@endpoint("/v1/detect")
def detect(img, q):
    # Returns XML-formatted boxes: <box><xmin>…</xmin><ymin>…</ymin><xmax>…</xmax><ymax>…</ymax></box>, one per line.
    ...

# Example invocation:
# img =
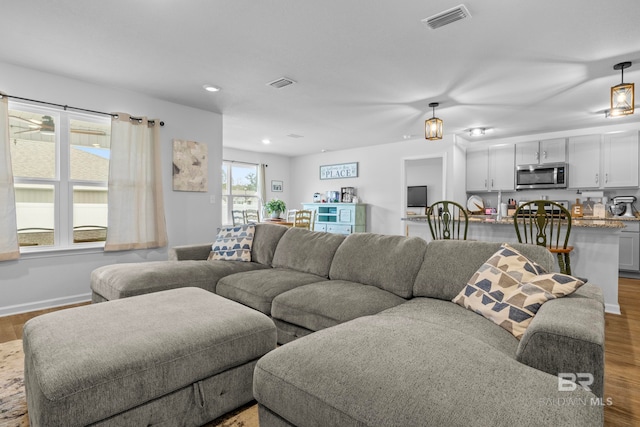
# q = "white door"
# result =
<box><xmin>466</xmin><ymin>149</ymin><xmax>489</xmax><ymax>192</ymax></box>
<box><xmin>603</xmin><ymin>131</ymin><xmax>639</xmax><ymax>188</ymax></box>
<box><xmin>489</xmin><ymin>145</ymin><xmax>515</xmax><ymax>191</ymax></box>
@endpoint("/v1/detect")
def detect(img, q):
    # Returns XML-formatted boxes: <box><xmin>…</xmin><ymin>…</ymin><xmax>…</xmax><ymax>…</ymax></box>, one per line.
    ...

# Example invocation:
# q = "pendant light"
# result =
<box><xmin>425</xmin><ymin>102</ymin><xmax>443</xmax><ymax>140</ymax></box>
<box><xmin>610</xmin><ymin>62</ymin><xmax>634</xmax><ymax>117</ymax></box>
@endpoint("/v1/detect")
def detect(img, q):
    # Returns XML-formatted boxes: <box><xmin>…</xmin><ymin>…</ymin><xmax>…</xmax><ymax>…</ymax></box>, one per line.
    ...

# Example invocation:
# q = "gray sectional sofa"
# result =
<box><xmin>90</xmin><ymin>223</ymin><xmax>606</xmax><ymax>426</ymax></box>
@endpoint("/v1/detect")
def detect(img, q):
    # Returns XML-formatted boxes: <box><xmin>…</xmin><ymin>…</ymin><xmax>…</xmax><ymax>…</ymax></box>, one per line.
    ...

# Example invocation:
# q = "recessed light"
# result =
<box><xmin>203</xmin><ymin>84</ymin><xmax>220</xmax><ymax>92</ymax></box>
<box><xmin>262</xmin><ymin>139</ymin><xmax>271</xmax><ymax>144</ymax></box>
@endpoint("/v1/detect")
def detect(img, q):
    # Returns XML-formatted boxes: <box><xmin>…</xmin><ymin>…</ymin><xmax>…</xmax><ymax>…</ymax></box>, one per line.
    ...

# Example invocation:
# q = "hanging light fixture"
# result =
<box><xmin>610</xmin><ymin>62</ymin><xmax>634</xmax><ymax>117</ymax></box>
<box><xmin>425</xmin><ymin>102</ymin><xmax>443</xmax><ymax>140</ymax></box>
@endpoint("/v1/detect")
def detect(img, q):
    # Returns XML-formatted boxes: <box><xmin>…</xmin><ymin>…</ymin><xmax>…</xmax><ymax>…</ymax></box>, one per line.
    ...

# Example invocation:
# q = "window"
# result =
<box><xmin>221</xmin><ymin>161</ymin><xmax>260</xmax><ymax>225</ymax></box>
<box><xmin>9</xmin><ymin>102</ymin><xmax>111</xmax><ymax>250</ymax></box>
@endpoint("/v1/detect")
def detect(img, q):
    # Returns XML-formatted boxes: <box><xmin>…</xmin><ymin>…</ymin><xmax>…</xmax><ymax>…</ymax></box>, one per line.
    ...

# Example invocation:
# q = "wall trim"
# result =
<box><xmin>0</xmin><ymin>293</ymin><xmax>92</xmax><ymax>317</ymax></box>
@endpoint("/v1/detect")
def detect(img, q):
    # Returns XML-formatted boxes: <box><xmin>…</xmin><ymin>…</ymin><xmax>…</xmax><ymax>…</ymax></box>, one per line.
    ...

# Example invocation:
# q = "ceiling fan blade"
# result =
<box><xmin>70</xmin><ymin>128</ymin><xmax>107</xmax><ymax>136</ymax></box>
<box><xmin>13</xmin><ymin>128</ymin><xmax>40</xmax><ymax>135</ymax></box>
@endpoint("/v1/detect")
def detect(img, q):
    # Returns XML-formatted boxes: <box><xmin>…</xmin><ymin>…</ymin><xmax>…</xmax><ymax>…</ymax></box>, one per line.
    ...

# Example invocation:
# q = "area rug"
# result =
<box><xmin>0</xmin><ymin>340</ymin><xmax>258</xmax><ymax>427</ymax></box>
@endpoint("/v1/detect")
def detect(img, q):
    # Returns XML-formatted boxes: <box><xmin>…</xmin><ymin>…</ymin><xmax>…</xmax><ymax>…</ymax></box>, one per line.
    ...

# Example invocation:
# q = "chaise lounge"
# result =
<box><xmin>85</xmin><ymin>223</ymin><xmax>604</xmax><ymax>426</ymax></box>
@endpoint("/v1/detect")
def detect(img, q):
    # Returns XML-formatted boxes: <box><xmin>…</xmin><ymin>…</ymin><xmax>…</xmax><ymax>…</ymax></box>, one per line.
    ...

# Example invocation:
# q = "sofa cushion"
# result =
<box><xmin>91</xmin><ymin>260</ymin><xmax>269</xmax><ymax>300</ymax></box>
<box><xmin>272</xmin><ymin>228</ymin><xmax>345</xmax><ymax>277</ymax></box>
<box><xmin>329</xmin><ymin>233</ymin><xmax>427</xmax><ymax>298</ymax></box>
<box><xmin>453</xmin><ymin>244</ymin><xmax>585</xmax><ymax>339</ymax></box>
<box><xmin>378</xmin><ymin>297</ymin><xmax>519</xmax><ymax>357</ymax></box>
<box><xmin>254</xmin><ymin>314</ymin><xmax>602</xmax><ymax>427</ymax></box>
<box><xmin>216</xmin><ymin>268</ymin><xmax>328</xmax><ymax>314</ymax></box>
<box><xmin>271</xmin><ymin>281</ymin><xmax>406</xmax><ymax>332</ymax></box>
<box><xmin>413</xmin><ymin>240</ymin><xmax>555</xmax><ymax>300</ymax></box>
<box><xmin>252</xmin><ymin>223</ymin><xmax>289</xmax><ymax>265</ymax></box>
<box><xmin>209</xmin><ymin>224</ymin><xmax>255</xmax><ymax>262</ymax></box>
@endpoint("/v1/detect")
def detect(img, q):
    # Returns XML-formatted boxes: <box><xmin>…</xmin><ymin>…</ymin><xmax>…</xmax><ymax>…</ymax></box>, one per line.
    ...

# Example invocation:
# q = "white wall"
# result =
<box><xmin>289</xmin><ymin>135</ymin><xmax>465</xmax><ymax>236</ymax></box>
<box><xmin>0</xmin><ymin>61</ymin><xmax>223</xmax><ymax>315</ymax></box>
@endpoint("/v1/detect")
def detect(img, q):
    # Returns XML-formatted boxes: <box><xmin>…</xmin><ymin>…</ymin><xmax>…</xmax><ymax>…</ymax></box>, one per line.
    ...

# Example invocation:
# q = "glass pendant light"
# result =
<box><xmin>611</xmin><ymin>62</ymin><xmax>634</xmax><ymax>117</ymax></box>
<box><xmin>425</xmin><ymin>102</ymin><xmax>443</xmax><ymax>140</ymax></box>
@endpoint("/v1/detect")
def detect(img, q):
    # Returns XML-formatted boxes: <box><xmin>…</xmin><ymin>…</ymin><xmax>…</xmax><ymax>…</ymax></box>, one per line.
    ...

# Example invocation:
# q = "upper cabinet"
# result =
<box><xmin>515</xmin><ymin>138</ymin><xmax>566</xmax><ymax>165</ymax></box>
<box><xmin>466</xmin><ymin>144</ymin><xmax>515</xmax><ymax>192</ymax></box>
<box><xmin>568</xmin><ymin>131</ymin><xmax>639</xmax><ymax>189</ymax></box>
<box><xmin>602</xmin><ymin>131</ymin><xmax>639</xmax><ymax>188</ymax></box>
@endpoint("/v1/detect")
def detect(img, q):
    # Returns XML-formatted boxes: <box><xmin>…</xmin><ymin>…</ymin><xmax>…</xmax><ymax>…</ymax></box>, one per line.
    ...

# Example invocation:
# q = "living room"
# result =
<box><xmin>1</xmin><ymin>1</ymin><xmax>640</xmax><ymax>426</ymax></box>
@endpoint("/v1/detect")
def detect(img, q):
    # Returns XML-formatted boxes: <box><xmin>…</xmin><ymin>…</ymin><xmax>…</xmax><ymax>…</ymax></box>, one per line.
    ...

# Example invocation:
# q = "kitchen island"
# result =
<box><xmin>403</xmin><ymin>215</ymin><xmax>626</xmax><ymax>314</ymax></box>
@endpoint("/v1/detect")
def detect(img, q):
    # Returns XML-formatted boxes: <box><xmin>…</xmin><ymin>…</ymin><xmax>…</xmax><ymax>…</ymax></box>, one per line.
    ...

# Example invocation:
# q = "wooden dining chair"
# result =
<box><xmin>232</xmin><ymin>210</ymin><xmax>246</xmax><ymax>226</ymax></box>
<box><xmin>244</xmin><ymin>209</ymin><xmax>260</xmax><ymax>223</ymax></box>
<box><xmin>293</xmin><ymin>210</ymin><xmax>313</xmax><ymax>230</ymax></box>
<box><xmin>426</xmin><ymin>200</ymin><xmax>469</xmax><ymax>240</ymax></box>
<box><xmin>513</xmin><ymin>200</ymin><xmax>574</xmax><ymax>275</ymax></box>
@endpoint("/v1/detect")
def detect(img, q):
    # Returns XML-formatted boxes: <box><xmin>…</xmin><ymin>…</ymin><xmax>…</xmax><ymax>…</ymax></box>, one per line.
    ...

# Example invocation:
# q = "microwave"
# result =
<box><xmin>515</xmin><ymin>163</ymin><xmax>567</xmax><ymax>190</ymax></box>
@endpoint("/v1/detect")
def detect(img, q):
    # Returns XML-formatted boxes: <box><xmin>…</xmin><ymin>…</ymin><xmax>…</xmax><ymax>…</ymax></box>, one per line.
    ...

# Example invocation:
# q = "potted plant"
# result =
<box><xmin>265</xmin><ymin>199</ymin><xmax>287</xmax><ymax>219</ymax></box>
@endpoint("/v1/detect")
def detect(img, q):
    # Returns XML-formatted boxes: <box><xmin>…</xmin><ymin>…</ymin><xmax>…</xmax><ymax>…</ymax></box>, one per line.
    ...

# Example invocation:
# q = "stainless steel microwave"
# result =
<box><xmin>515</xmin><ymin>163</ymin><xmax>567</xmax><ymax>190</ymax></box>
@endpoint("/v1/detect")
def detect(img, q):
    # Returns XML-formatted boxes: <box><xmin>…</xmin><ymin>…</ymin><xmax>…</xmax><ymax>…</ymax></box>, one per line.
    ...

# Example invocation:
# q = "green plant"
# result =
<box><xmin>265</xmin><ymin>198</ymin><xmax>286</xmax><ymax>213</ymax></box>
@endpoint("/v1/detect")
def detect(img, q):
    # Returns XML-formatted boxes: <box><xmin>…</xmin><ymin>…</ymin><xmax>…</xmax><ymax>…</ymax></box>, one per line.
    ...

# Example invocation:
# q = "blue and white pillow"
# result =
<box><xmin>208</xmin><ymin>224</ymin><xmax>255</xmax><ymax>262</ymax></box>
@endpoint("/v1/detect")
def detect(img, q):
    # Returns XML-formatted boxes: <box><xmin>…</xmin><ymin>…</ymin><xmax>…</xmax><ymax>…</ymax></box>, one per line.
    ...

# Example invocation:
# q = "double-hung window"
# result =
<box><xmin>221</xmin><ymin>161</ymin><xmax>260</xmax><ymax>225</ymax></box>
<box><xmin>9</xmin><ymin>102</ymin><xmax>111</xmax><ymax>250</ymax></box>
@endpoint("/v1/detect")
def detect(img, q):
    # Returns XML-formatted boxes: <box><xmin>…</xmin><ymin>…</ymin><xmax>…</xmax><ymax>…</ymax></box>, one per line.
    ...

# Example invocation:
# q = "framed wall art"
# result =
<box><xmin>271</xmin><ymin>180</ymin><xmax>283</xmax><ymax>192</ymax></box>
<box><xmin>319</xmin><ymin>162</ymin><xmax>358</xmax><ymax>180</ymax></box>
<box><xmin>172</xmin><ymin>139</ymin><xmax>208</xmax><ymax>192</ymax></box>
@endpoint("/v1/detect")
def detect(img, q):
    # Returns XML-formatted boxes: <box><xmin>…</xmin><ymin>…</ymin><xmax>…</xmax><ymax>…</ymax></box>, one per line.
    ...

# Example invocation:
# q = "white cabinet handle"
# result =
<box><xmin>535</xmin><ymin>152</ymin><xmax>539</xmax><ymax>161</ymax></box>
<box><xmin>543</xmin><ymin>151</ymin><xmax>547</xmax><ymax>159</ymax></box>
<box><xmin>605</xmin><ymin>173</ymin><xmax>609</xmax><ymax>183</ymax></box>
<box><xmin>595</xmin><ymin>173</ymin><xmax>599</xmax><ymax>184</ymax></box>
<box><xmin>491</xmin><ymin>179</ymin><xmax>494</xmax><ymax>188</ymax></box>
<box><xmin>484</xmin><ymin>179</ymin><xmax>487</xmax><ymax>189</ymax></box>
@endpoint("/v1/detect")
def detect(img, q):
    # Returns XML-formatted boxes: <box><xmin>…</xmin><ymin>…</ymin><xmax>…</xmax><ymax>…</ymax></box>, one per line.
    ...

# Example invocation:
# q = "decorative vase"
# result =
<box><xmin>271</xmin><ymin>211</ymin><xmax>281</xmax><ymax>219</ymax></box>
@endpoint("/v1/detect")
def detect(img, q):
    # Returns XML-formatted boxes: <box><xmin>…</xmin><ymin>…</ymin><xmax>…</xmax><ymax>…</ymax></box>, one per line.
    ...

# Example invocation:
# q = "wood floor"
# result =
<box><xmin>2</xmin><ymin>280</ymin><xmax>640</xmax><ymax>426</ymax></box>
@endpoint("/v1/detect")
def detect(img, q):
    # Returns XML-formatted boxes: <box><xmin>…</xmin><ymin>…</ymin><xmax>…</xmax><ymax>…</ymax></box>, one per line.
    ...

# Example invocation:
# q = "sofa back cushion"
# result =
<box><xmin>413</xmin><ymin>240</ymin><xmax>555</xmax><ymax>300</ymax></box>
<box><xmin>272</xmin><ymin>228</ymin><xmax>345</xmax><ymax>277</ymax></box>
<box><xmin>329</xmin><ymin>233</ymin><xmax>428</xmax><ymax>298</ymax></box>
<box><xmin>251</xmin><ymin>223</ymin><xmax>289</xmax><ymax>266</ymax></box>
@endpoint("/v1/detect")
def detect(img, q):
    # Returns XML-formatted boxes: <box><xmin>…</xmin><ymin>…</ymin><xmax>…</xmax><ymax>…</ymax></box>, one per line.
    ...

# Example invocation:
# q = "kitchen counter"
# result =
<box><xmin>402</xmin><ymin>213</ymin><xmax>623</xmax><ymax>314</ymax></box>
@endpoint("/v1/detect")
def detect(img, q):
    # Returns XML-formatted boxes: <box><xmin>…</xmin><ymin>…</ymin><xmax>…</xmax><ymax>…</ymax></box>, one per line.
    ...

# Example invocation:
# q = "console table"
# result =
<box><xmin>301</xmin><ymin>203</ymin><xmax>366</xmax><ymax>235</ymax></box>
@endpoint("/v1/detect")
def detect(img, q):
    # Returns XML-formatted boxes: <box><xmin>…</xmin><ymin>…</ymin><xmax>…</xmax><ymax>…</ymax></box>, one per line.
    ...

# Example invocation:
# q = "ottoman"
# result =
<box><xmin>23</xmin><ymin>288</ymin><xmax>277</xmax><ymax>427</ymax></box>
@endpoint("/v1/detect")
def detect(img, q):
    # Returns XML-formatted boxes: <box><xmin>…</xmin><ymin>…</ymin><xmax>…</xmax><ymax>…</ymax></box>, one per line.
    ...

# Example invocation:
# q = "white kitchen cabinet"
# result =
<box><xmin>568</xmin><ymin>134</ymin><xmax>602</xmax><ymax>189</ymax></box>
<box><xmin>568</xmin><ymin>132</ymin><xmax>639</xmax><ymax>189</ymax></box>
<box><xmin>466</xmin><ymin>149</ymin><xmax>489</xmax><ymax>191</ymax></box>
<box><xmin>516</xmin><ymin>138</ymin><xmax>566</xmax><ymax>165</ymax></box>
<box><xmin>466</xmin><ymin>145</ymin><xmax>515</xmax><ymax>192</ymax></box>
<box><xmin>603</xmin><ymin>131</ymin><xmax>639</xmax><ymax>188</ymax></box>
<box><xmin>619</xmin><ymin>222</ymin><xmax>640</xmax><ymax>272</ymax></box>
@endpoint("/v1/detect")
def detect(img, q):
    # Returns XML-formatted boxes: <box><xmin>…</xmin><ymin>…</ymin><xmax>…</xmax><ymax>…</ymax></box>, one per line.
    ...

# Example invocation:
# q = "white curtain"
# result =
<box><xmin>105</xmin><ymin>113</ymin><xmax>167</xmax><ymax>251</ymax></box>
<box><xmin>0</xmin><ymin>94</ymin><xmax>19</xmax><ymax>261</ymax></box>
<box><xmin>258</xmin><ymin>163</ymin><xmax>267</xmax><ymax>217</ymax></box>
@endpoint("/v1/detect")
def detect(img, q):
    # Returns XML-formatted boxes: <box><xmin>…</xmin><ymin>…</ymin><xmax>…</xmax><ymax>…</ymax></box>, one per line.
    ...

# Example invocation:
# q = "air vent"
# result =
<box><xmin>267</xmin><ymin>77</ymin><xmax>296</xmax><ymax>89</ymax></box>
<box><xmin>422</xmin><ymin>4</ymin><xmax>471</xmax><ymax>29</ymax></box>
<box><xmin>287</xmin><ymin>133</ymin><xmax>304</xmax><ymax>138</ymax></box>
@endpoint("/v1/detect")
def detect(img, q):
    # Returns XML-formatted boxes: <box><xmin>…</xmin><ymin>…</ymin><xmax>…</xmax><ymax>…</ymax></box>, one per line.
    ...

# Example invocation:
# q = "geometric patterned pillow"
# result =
<box><xmin>207</xmin><ymin>224</ymin><xmax>255</xmax><ymax>262</ymax></box>
<box><xmin>452</xmin><ymin>243</ymin><xmax>584</xmax><ymax>339</ymax></box>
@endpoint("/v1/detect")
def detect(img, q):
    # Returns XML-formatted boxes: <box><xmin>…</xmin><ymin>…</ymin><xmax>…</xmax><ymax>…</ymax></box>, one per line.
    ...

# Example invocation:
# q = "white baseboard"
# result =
<box><xmin>0</xmin><ymin>293</ymin><xmax>92</xmax><ymax>318</ymax></box>
<box><xmin>605</xmin><ymin>303</ymin><xmax>621</xmax><ymax>315</ymax></box>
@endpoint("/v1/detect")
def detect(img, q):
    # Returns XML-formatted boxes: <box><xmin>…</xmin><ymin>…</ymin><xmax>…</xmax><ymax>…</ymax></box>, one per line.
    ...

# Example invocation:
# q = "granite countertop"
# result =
<box><xmin>402</xmin><ymin>214</ymin><xmax>632</xmax><ymax>229</ymax></box>
<box><xmin>466</xmin><ymin>215</ymin><xmax>626</xmax><ymax>229</ymax></box>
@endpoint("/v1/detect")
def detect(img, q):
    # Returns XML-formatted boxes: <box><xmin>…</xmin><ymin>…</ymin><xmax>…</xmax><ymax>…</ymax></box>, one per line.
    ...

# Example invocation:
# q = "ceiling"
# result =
<box><xmin>1</xmin><ymin>1</ymin><xmax>639</xmax><ymax>157</ymax></box>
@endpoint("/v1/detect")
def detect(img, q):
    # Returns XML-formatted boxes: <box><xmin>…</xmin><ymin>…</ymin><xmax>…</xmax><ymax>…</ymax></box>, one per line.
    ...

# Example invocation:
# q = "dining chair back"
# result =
<box><xmin>245</xmin><ymin>209</ymin><xmax>260</xmax><ymax>223</ymax></box>
<box><xmin>286</xmin><ymin>209</ymin><xmax>298</xmax><ymax>222</ymax></box>
<box><xmin>513</xmin><ymin>200</ymin><xmax>574</xmax><ymax>275</ymax></box>
<box><xmin>293</xmin><ymin>210</ymin><xmax>313</xmax><ymax>230</ymax></box>
<box><xmin>232</xmin><ymin>210</ymin><xmax>246</xmax><ymax>226</ymax></box>
<box><xmin>426</xmin><ymin>200</ymin><xmax>469</xmax><ymax>240</ymax></box>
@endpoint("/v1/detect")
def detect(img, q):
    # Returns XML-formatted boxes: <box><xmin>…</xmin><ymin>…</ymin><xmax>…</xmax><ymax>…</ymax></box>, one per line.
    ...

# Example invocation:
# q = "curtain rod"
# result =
<box><xmin>0</xmin><ymin>94</ymin><xmax>165</xmax><ymax>126</ymax></box>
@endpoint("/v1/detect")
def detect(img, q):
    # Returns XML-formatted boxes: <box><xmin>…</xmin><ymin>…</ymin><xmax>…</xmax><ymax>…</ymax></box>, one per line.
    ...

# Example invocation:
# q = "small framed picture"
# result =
<box><xmin>271</xmin><ymin>180</ymin><xmax>283</xmax><ymax>192</ymax></box>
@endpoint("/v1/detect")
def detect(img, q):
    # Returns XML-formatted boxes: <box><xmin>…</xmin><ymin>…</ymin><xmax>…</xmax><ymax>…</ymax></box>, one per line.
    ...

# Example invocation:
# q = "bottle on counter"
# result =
<box><xmin>571</xmin><ymin>198</ymin><xmax>583</xmax><ymax>218</ymax></box>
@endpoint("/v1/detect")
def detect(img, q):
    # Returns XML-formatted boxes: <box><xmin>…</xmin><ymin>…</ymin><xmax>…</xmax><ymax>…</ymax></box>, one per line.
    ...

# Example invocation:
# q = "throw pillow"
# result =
<box><xmin>452</xmin><ymin>243</ymin><xmax>585</xmax><ymax>339</ymax></box>
<box><xmin>208</xmin><ymin>224</ymin><xmax>255</xmax><ymax>262</ymax></box>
